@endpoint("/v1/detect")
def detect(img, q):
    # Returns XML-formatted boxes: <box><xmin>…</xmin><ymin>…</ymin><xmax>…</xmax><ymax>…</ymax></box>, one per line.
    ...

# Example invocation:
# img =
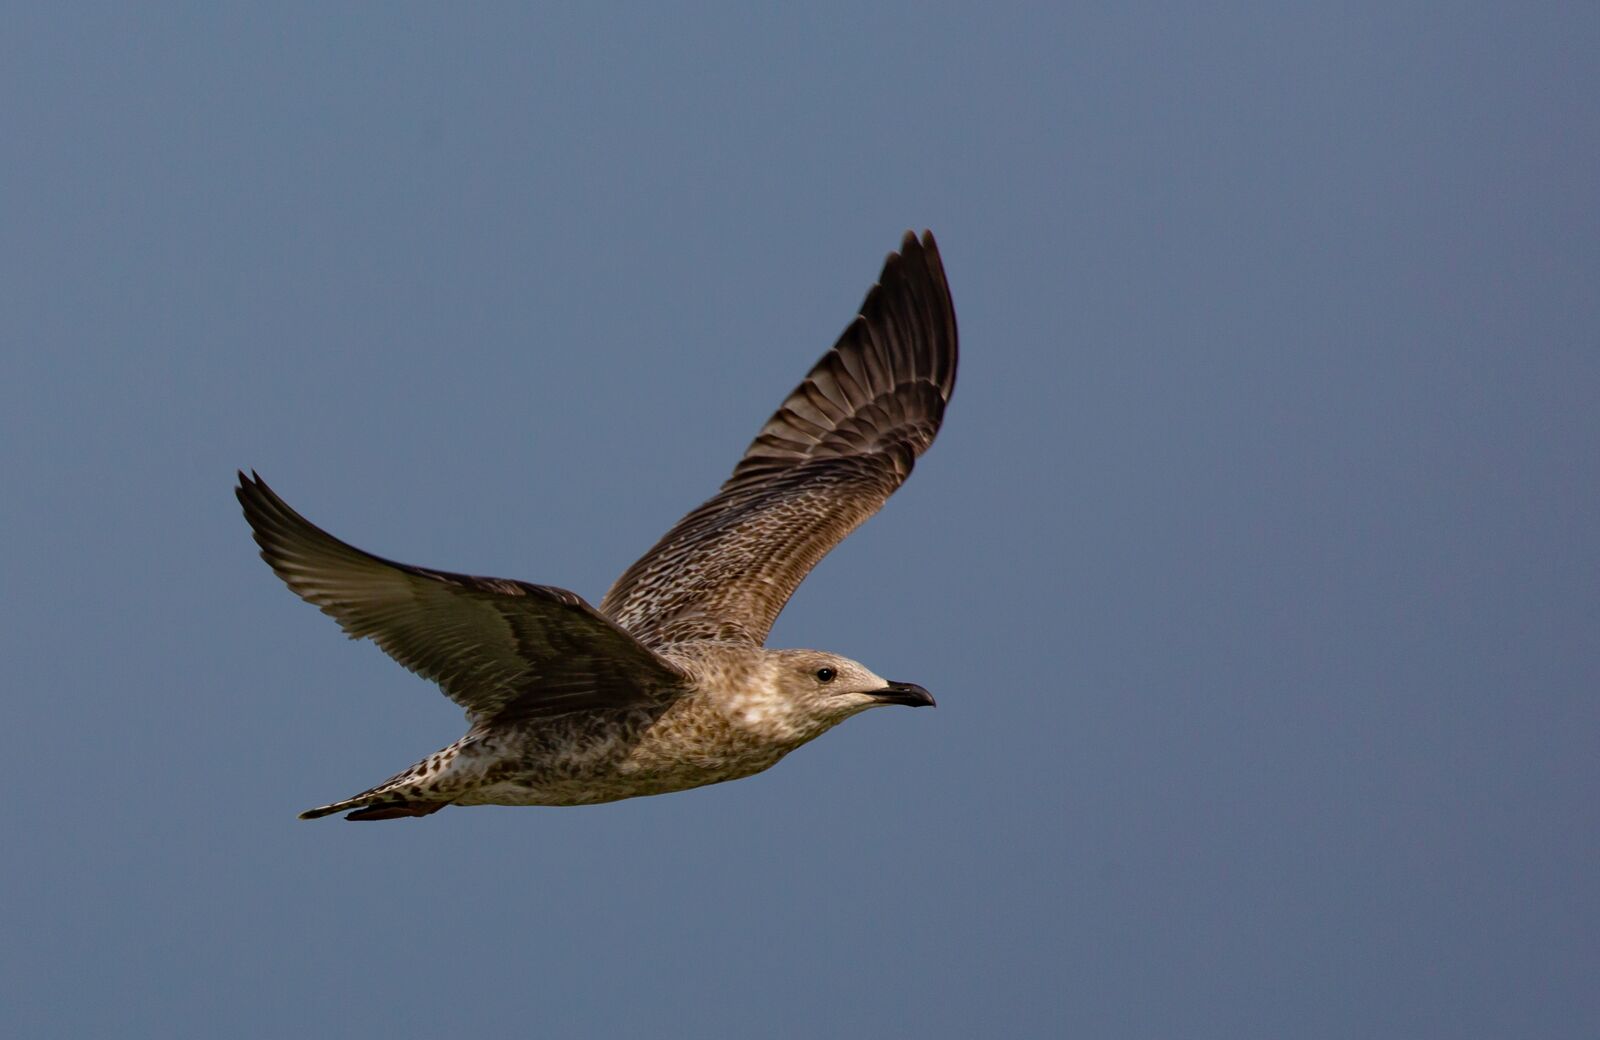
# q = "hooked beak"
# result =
<box><xmin>870</xmin><ymin>681</ymin><xmax>936</xmax><ymax>708</ymax></box>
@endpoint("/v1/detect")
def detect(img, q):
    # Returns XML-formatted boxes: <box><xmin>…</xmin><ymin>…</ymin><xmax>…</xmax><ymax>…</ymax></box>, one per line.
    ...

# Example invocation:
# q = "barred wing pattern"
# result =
<box><xmin>601</xmin><ymin>230</ymin><xmax>958</xmax><ymax>648</ymax></box>
<box><xmin>237</xmin><ymin>472</ymin><xmax>688</xmax><ymax>723</ymax></box>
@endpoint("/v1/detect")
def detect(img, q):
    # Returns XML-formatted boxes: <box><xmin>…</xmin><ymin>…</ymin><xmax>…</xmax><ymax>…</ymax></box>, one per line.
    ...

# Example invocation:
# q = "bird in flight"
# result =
<box><xmin>238</xmin><ymin>230</ymin><xmax>957</xmax><ymax>820</ymax></box>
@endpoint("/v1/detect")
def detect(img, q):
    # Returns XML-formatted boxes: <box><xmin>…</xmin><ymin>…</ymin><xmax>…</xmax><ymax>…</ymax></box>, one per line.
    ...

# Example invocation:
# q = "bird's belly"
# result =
<box><xmin>445</xmin><ymin>697</ymin><xmax>805</xmax><ymax>807</ymax></box>
<box><xmin>455</xmin><ymin>745</ymin><xmax>791</xmax><ymax>807</ymax></box>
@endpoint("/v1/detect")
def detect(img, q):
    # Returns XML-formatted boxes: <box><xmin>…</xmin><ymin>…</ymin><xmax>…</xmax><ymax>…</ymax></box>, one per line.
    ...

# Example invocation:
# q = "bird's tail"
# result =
<box><xmin>301</xmin><ymin>743</ymin><xmax>465</xmax><ymax>820</ymax></box>
<box><xmin>299</xmin><ymin>790</ymin><xmax>449</xmax><ymax>821</ymax></box>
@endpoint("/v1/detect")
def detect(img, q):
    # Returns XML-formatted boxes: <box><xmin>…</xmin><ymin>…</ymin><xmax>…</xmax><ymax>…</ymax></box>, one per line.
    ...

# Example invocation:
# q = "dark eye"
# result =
<box><xmin>815</xmin><ymin>667</ymin><xmax>836</xmax><ymax>683</ymax></box>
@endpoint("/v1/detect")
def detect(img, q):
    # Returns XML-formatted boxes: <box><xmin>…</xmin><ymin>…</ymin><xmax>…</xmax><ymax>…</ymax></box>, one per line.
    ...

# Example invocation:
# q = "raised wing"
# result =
<box><xmin>236</xmin><ymin>472</ymin><xmax>688</xmax><ymax>723</ymax></box>
<box><xmin>601</xmin><ymin>230</ymin><xmax>958</xmax><ymax>647</ymax></box>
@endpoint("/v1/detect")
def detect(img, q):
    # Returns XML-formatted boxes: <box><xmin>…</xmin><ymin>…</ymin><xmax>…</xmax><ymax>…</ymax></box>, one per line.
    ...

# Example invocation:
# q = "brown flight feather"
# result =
<box><xmin>236</xmin><ymin>472</ymin><xmax>688</xmax><ymax>724</ymax></box>
<box><xmin>601</xmin><ymin>230</ymin><xmax>958</xmax><ymax>647</ymax></box>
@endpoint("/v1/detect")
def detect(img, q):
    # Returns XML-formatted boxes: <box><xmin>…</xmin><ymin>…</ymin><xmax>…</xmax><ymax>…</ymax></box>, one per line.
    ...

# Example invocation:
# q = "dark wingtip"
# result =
<box><xmin>234</xmin><ymin>469</ymin><xmax>272</xmax><ymax>523</ymax></box>
<box><xmin>894</xmin><ymin>228</ymin><xmax>939</xmax><ymax>257</ymax></box>
<box><xmin>235</xmin><ymin>469</ymin><xmax>270</xmax><ymax>509</ymax></box>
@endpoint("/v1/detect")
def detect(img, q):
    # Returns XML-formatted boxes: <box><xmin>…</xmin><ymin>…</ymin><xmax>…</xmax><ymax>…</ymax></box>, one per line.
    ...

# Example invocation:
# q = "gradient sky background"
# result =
<box><xmin>4</xmin><ymin>5</ymin><xmax>1597</xmax><ymax>1037</ymax></box>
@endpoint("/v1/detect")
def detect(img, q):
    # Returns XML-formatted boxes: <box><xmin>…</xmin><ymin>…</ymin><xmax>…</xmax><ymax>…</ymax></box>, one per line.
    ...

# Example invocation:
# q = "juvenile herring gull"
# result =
<box><xmin>237</xmin><ymin>230</ymin><xmax>957</xmax><ymax>820</ymax></box>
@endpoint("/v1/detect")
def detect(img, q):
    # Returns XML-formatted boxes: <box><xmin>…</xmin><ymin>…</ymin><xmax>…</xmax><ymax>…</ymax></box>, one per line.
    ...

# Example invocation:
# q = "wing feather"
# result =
<box><xmin>600</xmin><ymin>230</ymin><xmax>957</xmax><ymax>646</ymax></box>
<box><xmin>236</xmin><ymin>472</ymin><xmax>687</xmax><ymax>722</ymax></box>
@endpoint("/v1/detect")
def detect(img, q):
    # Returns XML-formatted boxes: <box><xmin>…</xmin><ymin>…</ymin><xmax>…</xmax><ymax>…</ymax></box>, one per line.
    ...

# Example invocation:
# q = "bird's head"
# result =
<box><xmin>766</xmin><ymin>648</ymin><xmax>936</xmax><ymax>729</ymax></box>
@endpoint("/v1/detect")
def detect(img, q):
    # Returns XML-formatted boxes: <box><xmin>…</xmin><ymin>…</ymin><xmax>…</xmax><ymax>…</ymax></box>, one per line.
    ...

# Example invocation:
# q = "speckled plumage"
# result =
<box><xmin>237</xmin><ymin>231</ymin><xmax>957</xmax><ymax>820</ymax></box>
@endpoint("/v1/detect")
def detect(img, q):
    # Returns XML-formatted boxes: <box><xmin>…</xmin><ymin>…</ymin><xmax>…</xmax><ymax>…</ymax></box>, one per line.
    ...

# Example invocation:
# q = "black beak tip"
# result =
<box><xmin>876</xmin><ymin>681</ymin><xmax>936</xmax><ymax>708</ymax></box>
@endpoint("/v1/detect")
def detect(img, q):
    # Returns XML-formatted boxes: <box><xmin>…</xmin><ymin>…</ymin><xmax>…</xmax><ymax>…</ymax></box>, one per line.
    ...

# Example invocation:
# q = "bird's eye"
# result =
<box><xmin>815</xmin><ymin>667</ymin><xmax>836</xmax><ymax>683</ymax></box>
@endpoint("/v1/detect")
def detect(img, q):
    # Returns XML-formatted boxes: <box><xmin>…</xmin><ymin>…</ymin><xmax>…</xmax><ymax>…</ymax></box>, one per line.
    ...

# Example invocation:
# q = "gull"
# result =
<box><xmin>237</xmin><ymin>231</ymin><xmax>957</xmax><ymax>820</ymax></box>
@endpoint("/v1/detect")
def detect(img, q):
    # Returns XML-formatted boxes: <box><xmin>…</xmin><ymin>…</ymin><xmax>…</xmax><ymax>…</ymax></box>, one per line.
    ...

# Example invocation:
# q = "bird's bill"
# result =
<box><xmin>869</xmin><ymin>681</ymin><xmax>936</xmax><ymax>708</ymax></box>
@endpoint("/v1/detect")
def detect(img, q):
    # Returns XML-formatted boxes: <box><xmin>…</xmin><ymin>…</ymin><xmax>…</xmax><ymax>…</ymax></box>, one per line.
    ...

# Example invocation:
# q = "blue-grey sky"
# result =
<box><xmin>3</xmin><ymin>5</ymin><xmax>1596</xmax><ymax>1037</ymax></box>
